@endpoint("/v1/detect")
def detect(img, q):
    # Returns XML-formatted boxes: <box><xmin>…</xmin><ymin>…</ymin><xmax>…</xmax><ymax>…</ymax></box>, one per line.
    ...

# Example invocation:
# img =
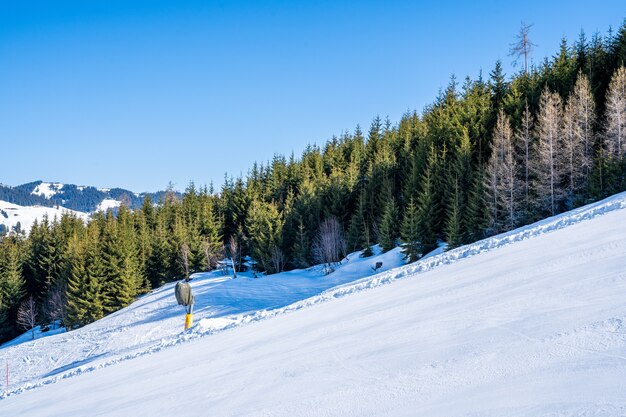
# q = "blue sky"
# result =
<box><xmin>0</xmin><ymin>1</ymin><xmax>623</xmax><ymax>193</ymax></box>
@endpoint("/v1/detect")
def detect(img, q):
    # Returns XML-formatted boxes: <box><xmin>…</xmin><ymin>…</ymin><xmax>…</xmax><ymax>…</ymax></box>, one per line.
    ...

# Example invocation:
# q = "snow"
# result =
<box><xmin>0</xmin><ymin>200</ymin><xmax>89</xmax><ymax>233</ymax></box>
<box><xmin>1</xmin><ymin>325</ymin><xmax>65</xmax><ymax>349</ymax></box>
<box><xmin>95</xmin><ymin>198</ymin><xmax>121</xmax><ymax>212</ymax></box>
<box><xmin>31</xmin><ymin>182</ymin><xmax>63</xmax><ymax>199</ymax></box>
<box><xmin>2</xmin><ymin>192</ymin><xmax>626</xmax><ymax>416</ymax></box>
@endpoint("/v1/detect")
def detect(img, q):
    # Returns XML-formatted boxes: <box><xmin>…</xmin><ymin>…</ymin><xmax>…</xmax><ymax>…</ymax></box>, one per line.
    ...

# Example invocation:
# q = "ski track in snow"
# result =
<box><xmin>1</xmin><ymin>192</ymin><xmax>626</xmax><ymax>400</ymax></box>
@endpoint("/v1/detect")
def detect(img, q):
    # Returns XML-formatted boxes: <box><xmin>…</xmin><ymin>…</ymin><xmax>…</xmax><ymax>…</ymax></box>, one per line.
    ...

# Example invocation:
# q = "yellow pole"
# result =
<box><xmin>184</xmin><ymin>313</ymin><xmax>194</xmax><ymax>330</ymax></box>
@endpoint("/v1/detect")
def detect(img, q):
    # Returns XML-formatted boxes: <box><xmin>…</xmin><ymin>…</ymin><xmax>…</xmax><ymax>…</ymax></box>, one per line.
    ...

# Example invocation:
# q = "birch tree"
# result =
<box><xmin>534</xmin><ymin>87</ymin><xmax>565</xmax><ymax>216</ymax></box>
<box><xmin>17</xmin><ymin>296</ymin><xmax>38</xmax><ymax>340</ymax></box>
<box><xmin>605</xmin><ymin>66</ymin><xmax>626</xmax><ymax>158</ymax></box>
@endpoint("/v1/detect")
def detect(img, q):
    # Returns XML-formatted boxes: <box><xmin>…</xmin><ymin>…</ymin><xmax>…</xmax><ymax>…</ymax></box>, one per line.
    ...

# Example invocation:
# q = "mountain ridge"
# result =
<box><xmin>0</xmin><ymin>180</ymin><xmax>175</xmax><ymax>213</ymax></box>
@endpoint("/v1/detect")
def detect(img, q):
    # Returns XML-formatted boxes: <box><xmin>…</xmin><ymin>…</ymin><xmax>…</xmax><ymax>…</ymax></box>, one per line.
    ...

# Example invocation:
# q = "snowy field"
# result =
<box><xmin>1</xmin><ymin>193</ymin><xmax>626</xmax><ymax>416</ymax></box>
<box><xmin>0</xmin><ymin>200</ymin><xmax>89</xmax><ymax>233</ymax></box>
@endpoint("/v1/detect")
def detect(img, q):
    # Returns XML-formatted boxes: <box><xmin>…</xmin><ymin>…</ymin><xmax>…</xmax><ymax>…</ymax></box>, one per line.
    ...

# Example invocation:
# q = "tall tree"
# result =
<box><xmin>400</xmin><ymin>198</ymin><xmax>421</xmax><ymax>262</ymax></box>
<box><xmin>516</xmin><ymin>101</ymin><xmax>535</xmax><ymax>215</ymax></box>
<box><xmin>486</xmin><ymin>109</ymin><xmax>520</xmax><ymax>231</ymax></box>
<box><xmin>604</xmin><ymin>66</ymin><xmax>626</xmax><ymax>158</ymax></box>
<box><xmin>509</xmin><ymin>22</ymin><xmax>536</xmax><ymax>74</ymax></box>
<box><xmin>571</xmin><ymin>72</ymin><xmax>596</xmax><ymax>194</ymax></box>
<box><xmin>534</xmin><ymin>87</ymin><xmax>565</xmax><ymax>216</ymax></box>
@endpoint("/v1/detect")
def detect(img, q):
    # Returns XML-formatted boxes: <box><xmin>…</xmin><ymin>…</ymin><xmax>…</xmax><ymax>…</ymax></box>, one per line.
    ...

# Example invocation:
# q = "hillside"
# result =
<box><xmin>0</xmin><ymin>181</ymin><xmax>176</xmax><ymax>233</ymax></box>
<box><xmin>1</xmin><ymin>192</ymin><xmax>626</xmax><ymax>416</ymax></box>
<box><xmin>0</xmin><ymin>181</ymin><xmax>172</xmax><ymax>213</ymax></box>
<box><xmin>0</xmin><ymin>200</ymin><xmax>90</xmax><ymax>234</ymax></box>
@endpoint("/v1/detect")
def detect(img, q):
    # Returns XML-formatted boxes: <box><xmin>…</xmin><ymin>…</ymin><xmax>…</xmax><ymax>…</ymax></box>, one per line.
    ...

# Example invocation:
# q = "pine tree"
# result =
<box><xmin>378</xmin><ymin>197</ymin><xmax>398</xmax><ymax>252</ymax></box>
<box><xmin>445</xmin><ymin>177</ymin><xmax>463</xmax><ymax>249</ymax></box>
<box><xmin>246</xmin><ymin>199</ymin><xmax>283</xmax><ymax>273</ymax></box>
<box><xmin>65</xmin><ymin>227</ymin><xmax>105</xmax><ymax>329</ymax></box>
<box><xmin>100</xmin><ymin>210</ymin><xmax>141</xmax><ymax>314</ymax></box>
<box><xmin>415</xmin><ymin>145</ymin><xmax>440</xmax><ymax>255</ymax></box>
<box><xmin>291</xmin><ymin>219</ymin><xmax>311</xmax><ymax>268</ymax></box>
<box><xmin>0</xmin><ymin>236</ymin><xmax>26</xmax><ymax>339</ymax></box>
<box><xmin>360</xmin><ymin>224</ymin><xmax>374</xmax><ymax>258</ymax></box>
<box><xmin>400</xmin><ymin>199</ymin><xmax>421</xmax><ymax>262</ymax></box>
<box><xmin>465</xmin><ymin>167</ymin><xmax>489</xmax><ymax>241</ymax></box>
<box><xmin>346</xmin><ymin>192</ymin><xmax>367</xmax><ymax>253</ymax></box>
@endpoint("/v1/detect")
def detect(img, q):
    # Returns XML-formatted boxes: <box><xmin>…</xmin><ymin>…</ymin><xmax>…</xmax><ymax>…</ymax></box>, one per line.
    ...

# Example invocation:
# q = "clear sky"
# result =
<box><xmin>0</xmin><ymin>1</ymin><xmax>623</xmax><ymax>193</ymax></box>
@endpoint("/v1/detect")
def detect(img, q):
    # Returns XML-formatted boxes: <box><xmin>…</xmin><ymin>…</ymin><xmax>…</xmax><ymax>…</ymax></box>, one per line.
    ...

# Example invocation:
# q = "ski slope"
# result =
<box><xmin>2</xmin><ymin>193</ymin><xmax>626</xmax><ymax>416</ymax></box>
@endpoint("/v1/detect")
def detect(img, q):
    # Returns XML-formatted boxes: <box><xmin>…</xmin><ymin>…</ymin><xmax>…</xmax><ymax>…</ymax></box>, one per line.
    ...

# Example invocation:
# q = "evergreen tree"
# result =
<box><xmin>445</xmin><ymin>177</ymin><xmax>463</xmax><ymax>249</ymax></box>
<box><xmin>291</xmin><ymin>219</ymin><xmax>311</xmax><ymax>268</ymax></box>
<box><xmin>378</xmin><ymin>197</ymin><xmax>398</xmax><ymax>252</ymax></box>
<box><xmin>400</xmin><ymin>199</ymin><xmax>421</xmax><ymax>262</ymax></box>
<box><xmin>346</xmin><ymin>192</ymin><xmax>367</xmax><ymax>253</ymax></box>
<box><xmin>415</xmin><ymin>145</ymin><xmax>440</xmax><ymax>255</ymax></box>
<box><xmin>65</xmin><ymin>227</ymin><xmax>105</xmax><ymax>329</ymax></box>
<box><xmin>0</xmin><ymin>236</ymin><xmax>26</xmax><ymax>339</ymax></box>
<box><xmin>246</xmin><ymin>199</ymin><xmax>283</xmax><ymax>273</ymax></box>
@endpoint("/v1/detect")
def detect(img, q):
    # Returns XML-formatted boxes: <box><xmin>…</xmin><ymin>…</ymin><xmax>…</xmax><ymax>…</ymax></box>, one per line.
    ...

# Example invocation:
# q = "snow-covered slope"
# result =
<box><xmin>0</xmin><ymin>200</ymin><xmax>89</xmax><ymax>233</ymax></box>
<box><xmin>2</xmin><ymin>193</ymin><xmax>626</xmax><ymax>416</ymax></box>
<box><xmin>31</xmin><ymin>182</ymin><xmax>64</xmax><ymax>199</ymax></box>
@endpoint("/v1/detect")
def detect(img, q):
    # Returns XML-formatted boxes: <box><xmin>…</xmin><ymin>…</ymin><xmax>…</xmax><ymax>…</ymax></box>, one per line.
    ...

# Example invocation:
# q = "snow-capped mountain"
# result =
<box><xmin>1</xmin><ymin>192</ymin><xmax>626</xmax><ymax>416</ymax></box>
<box><xmin>0</xmin><ymin>181</ymin><xmax>174</xmax><ymax>233</ymax></box>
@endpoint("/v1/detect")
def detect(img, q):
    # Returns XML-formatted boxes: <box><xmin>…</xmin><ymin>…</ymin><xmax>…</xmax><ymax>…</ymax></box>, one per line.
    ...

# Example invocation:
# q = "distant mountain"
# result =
<box><xmin>0</xmin><ymin>181</ymin><xmax>178</xmax><ymax>234</ymax></box>
<box><xmin>0</xmin><ymin>181</ymin><xmax>174</xmax><ymax>213</ymax></box>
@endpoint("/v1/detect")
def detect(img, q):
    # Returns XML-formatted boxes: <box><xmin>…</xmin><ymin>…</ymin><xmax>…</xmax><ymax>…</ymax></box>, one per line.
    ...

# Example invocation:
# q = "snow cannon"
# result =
<box><xmin>175</xmin><ymin>281</ymin><xmax>195</xmax><ymax>330</ymax></box>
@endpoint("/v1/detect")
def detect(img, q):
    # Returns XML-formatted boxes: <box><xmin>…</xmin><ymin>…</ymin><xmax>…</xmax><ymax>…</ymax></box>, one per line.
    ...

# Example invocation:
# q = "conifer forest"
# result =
<box><xmin>1</xmin><ymin>22</ymin><xmax>625</xmax><ymax>342</ymax></box>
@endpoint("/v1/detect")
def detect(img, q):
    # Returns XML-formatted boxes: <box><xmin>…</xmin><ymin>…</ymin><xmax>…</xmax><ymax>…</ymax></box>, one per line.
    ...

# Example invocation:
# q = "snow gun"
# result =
<box><xmin>175</xmin><ymin>280</ymin><xmax>195</xmax><ymax>330</ymax></box>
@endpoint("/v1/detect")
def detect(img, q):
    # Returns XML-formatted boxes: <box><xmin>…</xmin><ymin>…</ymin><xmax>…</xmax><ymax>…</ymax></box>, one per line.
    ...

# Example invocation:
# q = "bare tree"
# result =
<box><xmin>180</xmin><ymin>242</ymin><xmax>190</xmax><ymax>280</ymax></box>
<box><xmin>534</xmin><ymin>87</ymin><xmax>565</xmax><ymax>216</ymax></box>
<box><xmin>312</xmin><ymin>217</ymin><xmax>346</xmax><ymax>275</ymax></box>
<box><xmin>270</xmin><ymin>245</ymin><xmax>286</xmax><ymax>274</ymax></box>
<box><xmin>516</xmin><ymin>101</ymin><xmax>534</xmax><ymax>212</ymax></box>
<box><xmin>509</xmin><ymin>22</ymin><xmax>536</xmax><ymax>74</ymax></box>
<box><xmin>17</xmin><ymin>296</ymin><xmax>38</xmax><ymax>340</ymax></box>
<box><xmin>202</xmin><ymin>238</ymin><xmax>222</xmax><ymax>271</ymax></box>
<box><xmin>45</xmin><ymin>285</ymin><xmax>67</xmax><ymax>329</ymax></box>
<box><xmin>227</xmin><ymin>235</ymin><xmax>239</xmax><ymax>278</ymax></box>
<box><xmin>571</xmin><ymin>72</ymin><xmax>596</xmax><ymax>189</ymax></box>
<box><xmin>486</xmin><ymin>109</ymin><xmax>520</xmax><ymax>232</ymax></box>
<box><xmin>605</xmin><ymin>66</ymin><xmax>626</xmax><ymax>158</ymax></box>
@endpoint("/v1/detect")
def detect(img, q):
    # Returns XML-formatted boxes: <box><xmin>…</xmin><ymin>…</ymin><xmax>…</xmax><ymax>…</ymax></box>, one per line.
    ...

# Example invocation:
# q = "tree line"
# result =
<box><xmin>0</xmin><ymin>22</ymin><xmax>625</xmax><ymax>342</ymax></box>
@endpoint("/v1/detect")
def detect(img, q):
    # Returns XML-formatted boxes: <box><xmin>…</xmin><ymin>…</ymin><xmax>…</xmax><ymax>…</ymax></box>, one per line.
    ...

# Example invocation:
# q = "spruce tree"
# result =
<box><xmin>445</xmin><ymin>177</ymin><xmax>463</xmax><ymax>249</ymax></box>
<box><xmin>378</xmin><ymin>197</ymin><xmax>398</xmax><ymax>252</ymax></box>
<box><xmin>400</xmin><ymin>198</ymin><xmax>421</xmax><ymax>262</ymax></box>
<box><xmin>65</xmin><ymin>228</ymin><xmax>105</xmax><ymax>329</ymax></box>
<box><xmin>346</xmin><ymin>192</ymin><xmax>367</xmax><ymax>253</ymax></box>
<box><xmin>415</xmin><ymin>145</ymin><xmax>440</xmax><ymax>255</ymax></box>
